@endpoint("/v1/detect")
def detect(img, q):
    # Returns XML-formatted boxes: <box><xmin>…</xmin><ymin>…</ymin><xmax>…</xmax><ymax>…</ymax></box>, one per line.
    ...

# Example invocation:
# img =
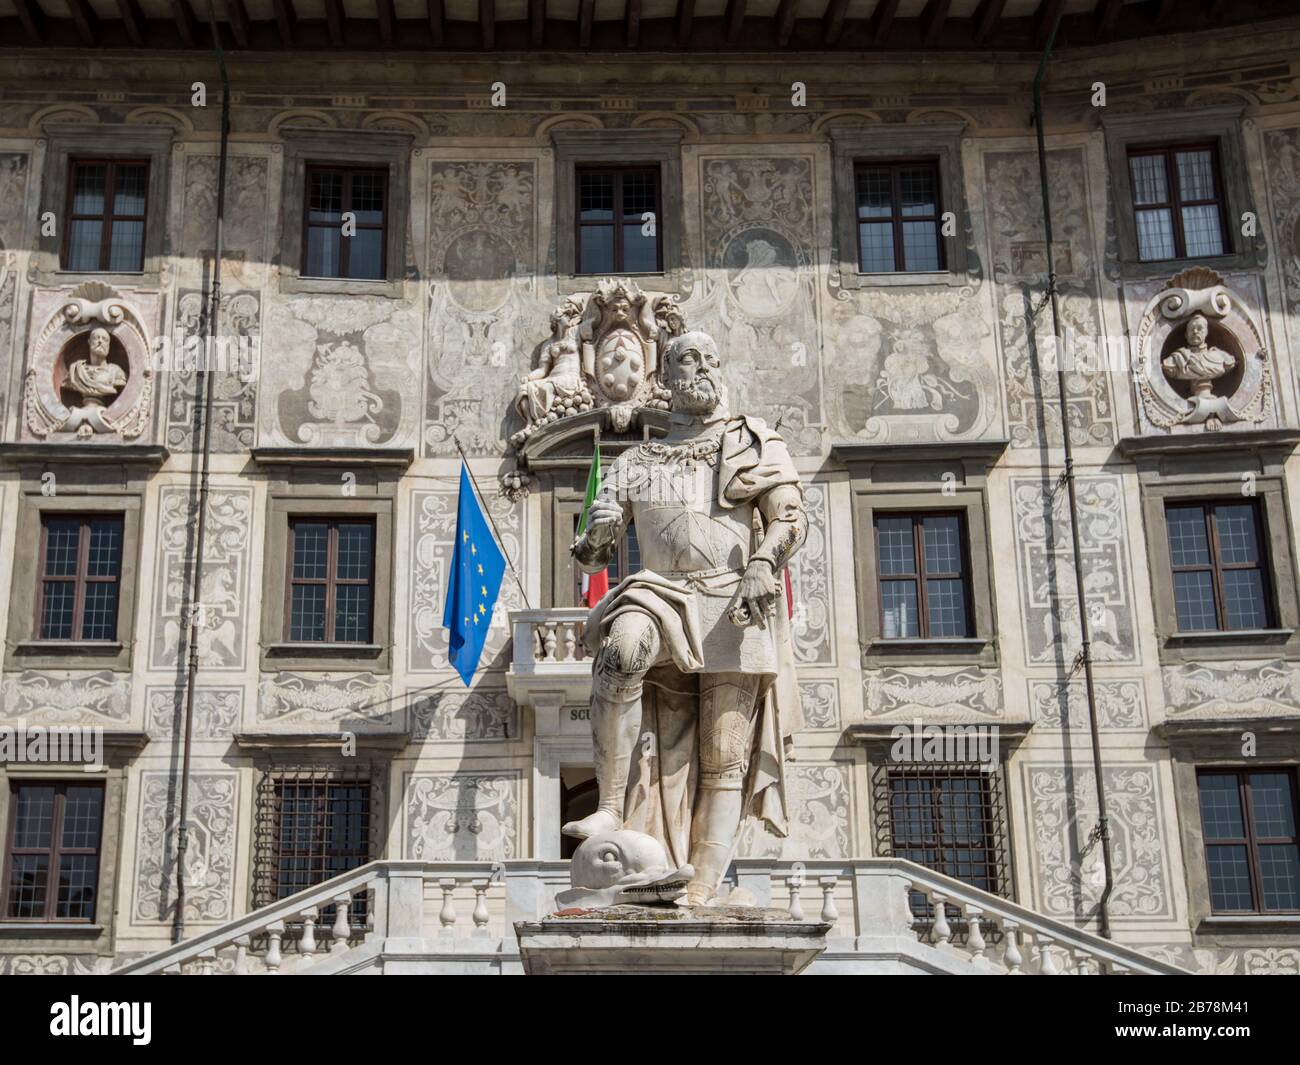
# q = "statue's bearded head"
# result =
<box><xmin>88</xmin><ymin>327</ymin><xmax>111</xmax><ymax>364</ymax></box>
<box><xmin>1185</xmin><ymin>314</ymin><xmax>1208</xmax><ymax>348</ymax></box>
<box><xmin>663</xmin><ymin>331</ymin><xmax>726</xmax><ymax>416</ymax></box>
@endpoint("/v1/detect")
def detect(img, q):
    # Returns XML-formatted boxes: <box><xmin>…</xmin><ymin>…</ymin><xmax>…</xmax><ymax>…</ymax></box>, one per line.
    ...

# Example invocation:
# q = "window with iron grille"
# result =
<box><xmin>253</xmin><ymin>767</ymin><xmax>373</xmax><ymax>918</ymax></box>
<box><xmin>302</xmin><ymin>165</ymin><xmax>388</xmax><ymax>280</ymax></box>
<box><xmin>62</xmin><ymin>159</ymin><xmax>149</xmax><ymax>272</ymax></box>
<box><xmin>575</xmin><ymin>166</ymin><xmax>661</xmax><ymax>275</ymax></box>
<box><xmin>873</xmin><ymin>762</ymin><xmax>1011</xmax><ymax>909</ymax></box>
<box><xmin>873</xmin><ymin>511</ymin><xmax>972</xmax><ymax>639</ymax></box>
<box><xmin>853</xmin><ymin>159</ymin><xmax>944</xmax><ymax>273</ymax></box>
<box><xmin>1198</xmin><ymin>768</ymin><xmax>1300</xmax><ymax>914</ymax></box>
<box><xmin>36</xmin><ymin>515</ymin><xmax>125</xmax><ymax>642</ymax></box>
<box><xmin>1126</xmin><ymin>143</ymin><xmax>1229</xmax><ymax>262</ymax></box>
<box><xmin>286</xmin><ymin>518</ymin><xmax>375</xmax><ymax>643</ymax></box>
<box><xmin>2</xmin><ymin>781</ymin><xmax>104</xmax><ymax>922</ymax></box>
<box><xmin>1165</xmin><ymin>500</ymin><xmax>1273</xmax><ymax>633</ymax></box>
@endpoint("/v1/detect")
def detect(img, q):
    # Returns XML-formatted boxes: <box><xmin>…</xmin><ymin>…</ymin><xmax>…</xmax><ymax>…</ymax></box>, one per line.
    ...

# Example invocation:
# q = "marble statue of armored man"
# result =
<box><xmin>566</xmin><ymin>329</ymin><xmax>807</xmax><ymax>905</ymax></box>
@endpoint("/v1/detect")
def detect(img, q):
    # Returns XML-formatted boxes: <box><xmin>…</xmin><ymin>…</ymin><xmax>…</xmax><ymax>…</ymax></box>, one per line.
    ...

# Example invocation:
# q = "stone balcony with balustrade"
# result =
<box><xmin>505</xmin><ymin>608</ymin><xmax>593</xmax><ymax>713</ymax></box>
<box><xmin>112</xmin><ymin>857</ymin><xmax>1188</xmax><ymax>975</ymax></box>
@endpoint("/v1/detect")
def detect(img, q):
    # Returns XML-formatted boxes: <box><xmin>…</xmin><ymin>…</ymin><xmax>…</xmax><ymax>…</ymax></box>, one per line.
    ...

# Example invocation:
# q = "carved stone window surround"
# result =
<box><xmin>1164</xmin><ymin>739</ymin><xmax>1300</xmax><ymax>947</ymax></box>
<box><xmin>551</xmin><ymin>129</ymin><xmax>685</xmax><ymax>296</ymax></box>
<box><xmin>34</xmin><ymin>124</ymin><xmax>173</xmax><ymax>287</ymax></box>
<box><xmin>0</xmin><ymin>738</ymin><xmax>145</xmax><ymax>957</ymax></box>
<box><xmin>1</xmin><ymin>456</ymin><xmax>157</xmax><ymax>673</ymax></box>
<box><xmin>276</xmin><ymin>128</ymin><xmax>412</xmax><ymax>299</ymax></box>
<box><xmin>1122</xmin><ymin>430</ymin><xmax>1300</xmax><ymax>663</ymax></box>
<box><xmin>254</xmin><ymin>450</ymin><xmax>409</xmax><ymax>673</ymax></box>
<box><xmin>828</xmin><ymin>122</ymin><xmax>974</xmax><ymax>289</ymax></box>
<box><xmin>837</xmin><ymin>440</ymin><xmax>1007</xmax><ymax>668</ymax></box>
<box><xmin>1101</xmin><ymin>106</ymin><xmax>1265</xmax><ymax>280</ymax></box>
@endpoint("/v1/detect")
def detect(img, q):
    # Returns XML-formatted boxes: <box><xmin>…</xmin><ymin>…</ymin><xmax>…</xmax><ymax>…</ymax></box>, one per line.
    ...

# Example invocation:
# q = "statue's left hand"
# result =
<box><xmin>735</xmin><ymin>559</ymin><xmax>778</xmax><ymax>628</ymax></box>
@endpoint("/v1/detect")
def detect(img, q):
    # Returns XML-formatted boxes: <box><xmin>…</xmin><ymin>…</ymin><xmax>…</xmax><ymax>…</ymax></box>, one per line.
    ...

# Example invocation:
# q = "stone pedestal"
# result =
<box><xmin>514</xmin><ymin>904</ymin><xmax>830</xmax><ymax>975</ymax></box>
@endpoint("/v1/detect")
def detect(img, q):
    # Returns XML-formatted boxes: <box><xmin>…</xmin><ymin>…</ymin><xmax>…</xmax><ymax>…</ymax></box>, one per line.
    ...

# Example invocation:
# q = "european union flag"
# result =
<box><xmin>442</xmin><ymin>462</ymin><xmax>507</xmax><ymax>686</ymax></box>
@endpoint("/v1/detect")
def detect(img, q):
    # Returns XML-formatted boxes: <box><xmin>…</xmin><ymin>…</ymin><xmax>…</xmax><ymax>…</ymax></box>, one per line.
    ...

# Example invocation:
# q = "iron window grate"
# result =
<box><xmin>873</xmin><ymin>761</ymin><xmax>1012</xmax><ymax>923</ymax></box>
<box><xmin>253</xmin><ymin>765</ymin><xmax>375</xmax><ymax>927</ymax></box>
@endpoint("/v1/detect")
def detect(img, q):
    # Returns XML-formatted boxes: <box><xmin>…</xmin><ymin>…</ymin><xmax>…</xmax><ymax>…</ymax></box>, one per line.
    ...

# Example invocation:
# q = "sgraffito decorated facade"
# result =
<box><xmin>2</xmin><ymin>7</ymin><xmax>1300</xmax><ymax>975</ymax></box>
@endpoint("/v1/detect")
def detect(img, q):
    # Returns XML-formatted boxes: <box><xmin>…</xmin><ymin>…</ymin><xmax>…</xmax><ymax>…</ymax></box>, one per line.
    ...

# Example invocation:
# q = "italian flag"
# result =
<box><xmin>579</xmin><ymin>445</ymin><xmax>609</xmax><ymax>607</ymax></box>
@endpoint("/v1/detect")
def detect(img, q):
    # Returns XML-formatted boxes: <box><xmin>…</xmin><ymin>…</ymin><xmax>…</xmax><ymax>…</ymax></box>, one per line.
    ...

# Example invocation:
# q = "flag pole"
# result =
<box><xmin>452</xmin><ymin>435</ymin><xmax>533</xmax><ymax>610</ymax></box>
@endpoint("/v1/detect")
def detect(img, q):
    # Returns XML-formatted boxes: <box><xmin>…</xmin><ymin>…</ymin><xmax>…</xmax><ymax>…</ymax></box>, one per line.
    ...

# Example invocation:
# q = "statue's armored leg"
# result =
<box><xmin>562</xmin><ymin>610</ymin><xmax>661</xmax><ymax>840</ymax></box>
<box><xmin>685</xmin><ymin>673</ymin><xmax>762</xmax><ymax>904</ymax></box>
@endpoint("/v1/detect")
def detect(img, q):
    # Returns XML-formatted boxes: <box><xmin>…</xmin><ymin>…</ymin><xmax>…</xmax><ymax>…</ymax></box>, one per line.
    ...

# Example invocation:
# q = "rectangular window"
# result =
<box><xmin>854</xmin><ymin>160</ymin><xmax>944</xmax><ymax>273</ymax></box>
<box><xmin>286</xmin><ymin>519</ymin><xmax>375</xmax><ymax>644</ymax></box>
<box><xmin>3</xmin><ymin>782</ymin><xmax>105</xmax><ymax>922</ymax></box>
<box><xmin>575</xmin><ymin>166</ymin><xmax>661</xmax><ymax>275</ymax></box>
<box><xmin>1166</xmin><ymin>501</ymin><xmax>1272</xmax><ymax>632</ymax></box>
<box><xmin>302</xmin><ymin>165</ymin><xmax>387</xmax><ymax>280</ymax></box>
<box><xmin>252</xmin><ymin>768</ymin><xmax>372</xmax><ymax>928</ymax></box>
<box><xmin>62</xmin><ymin>159</ymin><xmax>148</xmax><ymax>272</ymax></box>
<box><xmin>873</xmin><ymin>762</ymin><xmax>1011</xmax><ymax>921</ymax></box>
<box><xmin>1198</xmin><ymin>769</ymin><xmax>1300</xmax><ymax>914</ymax></box>
<box><xmin>36</xmin><ymin>515</ymin><xmax>124</xmax><ymax>642</ymax></box>
<box><xmin>1127</xmin><ymin>143</ymin><xmax>1228</xmax><ymax>262</ymax></box>
<box><xmin>874</xmin><ymin>512</ymin><xmax>972</xmax><ymax>639</ymax></box>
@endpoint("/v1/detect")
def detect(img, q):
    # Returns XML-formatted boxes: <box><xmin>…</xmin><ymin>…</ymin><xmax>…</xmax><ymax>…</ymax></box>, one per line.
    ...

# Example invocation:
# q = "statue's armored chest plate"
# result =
<box><xmin>621</xmin><ymin>435</ymin><xmax>753</xmax><ymax>575</ymax></box>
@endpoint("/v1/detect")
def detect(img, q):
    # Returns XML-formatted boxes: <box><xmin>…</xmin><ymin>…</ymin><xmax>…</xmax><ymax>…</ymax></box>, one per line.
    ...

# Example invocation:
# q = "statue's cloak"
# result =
<box><xmin>582</xmin><ymin>415</ymin><xmax>804</xmax><ymax>868</ymax></box>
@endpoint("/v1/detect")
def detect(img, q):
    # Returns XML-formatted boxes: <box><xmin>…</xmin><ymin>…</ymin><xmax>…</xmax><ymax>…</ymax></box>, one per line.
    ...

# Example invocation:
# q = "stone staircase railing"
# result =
<box><xmin>731</xmin><ymin>858</ymin><xmax>1189</xmax><ymax>975</ymax></box>
<box><xmin>112</xmin><ymin>857</ymin><xmax>1189</xmax><ymax>975</ymax></box>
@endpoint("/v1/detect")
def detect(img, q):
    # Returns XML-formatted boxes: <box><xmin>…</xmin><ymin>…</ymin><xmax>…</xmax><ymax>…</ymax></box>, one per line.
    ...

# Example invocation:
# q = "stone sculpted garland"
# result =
<box><xmin>562</xmin><ymin>325</ymin><xmax>808</xmax><ymax>908</ymax></box>
<box><xmin>24</xmin><ymin>281</ymin><xmax>155</xmax><ymax>441</ymax></box>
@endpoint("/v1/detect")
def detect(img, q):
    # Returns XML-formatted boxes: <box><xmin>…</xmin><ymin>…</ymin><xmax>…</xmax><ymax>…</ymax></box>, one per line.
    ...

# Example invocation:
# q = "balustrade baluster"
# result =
<box><xmin>233</xmin><ymin>935</ymin><xmax>250</xmax><ymax>975</ymax></box>
<box><xmin>818</xmin><ymin>876</ymin><xmax>838</xmax><ymax>926</ymax></box>
<box><xmin>562</xmin><ymin>623</ymin><xmax>577</xmax><ymax>662</ymax></box>
<box><xmin>930</xmin><ymin>892</ymin><xmax>952</xmax><ymax>946</ymax></box>
<box><xmin>1036</xmin><ymin>935</ymin><xmax>1060</xmax><ymax>975</ymax></box>
<box><xmin>331</xmin><ymin>893</ymin><xmax>352</xmax><ymax>952</ymax></box>
<box><xmin>786</xmin><ymin>875</ymin><xmax>805</xmax><ymax>921</ymax></box>
<box><xmin>265</xmin><ymin>921</ymin><xmax>285</xmax><ymax>973</ymax></box>
<box><xmin>197</xmin><ymin>948</ymin><xmax>216</xmax><ymax>975</ymax></box>
<box><xmin>541</xmin><ymin>624</ymin><xmax>557</xmax><ymax>662</ymax></box>
<box><xmin>299</xmin><ymin>908</ymin><xmax>319</xmax><ymax>959</ymax></box>
<box><xmin>963</xmin><ymin>904</ymin><xmax>986</xmax><ymax>962</ymax></box>
<box><xmin>1001</xmin><ymin>920</ymin><xmax>1024</xmax><ymax>974</ymax></box>
<box><xmin>473</xmin><ymin>880</ymin><xmax>491</xmax><ymax>934</ymax></box>
<box><xmin>439</xmin><ymin>878</ymin><xmax>459</xmax><ymax>931</ymax></box>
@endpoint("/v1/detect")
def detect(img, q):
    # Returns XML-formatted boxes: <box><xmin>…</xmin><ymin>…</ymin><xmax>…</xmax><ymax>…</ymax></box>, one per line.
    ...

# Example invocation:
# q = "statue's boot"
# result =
<box><xmin>683</xmin><ymin>789</ymin><xmax>743</xmax><ymax>905</ymax></box>
<box><xmin>561</xmin><ymin>688</ymin><xmax>640</xmax><ymax>840</ymax></box>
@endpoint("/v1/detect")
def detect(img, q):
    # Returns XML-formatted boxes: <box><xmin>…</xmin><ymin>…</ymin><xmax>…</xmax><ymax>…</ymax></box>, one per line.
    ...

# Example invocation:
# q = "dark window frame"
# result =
<box><xmin>852</xmin><ymin>158</ymin><xmax>946</xmax><ymax>274</ymax></box>
<box><xmin>2</xmin><ymin>780</ymin><xmax>105</xmax><ymax>923</ymax></box>
<box><xmin>300</xmin><ymin>164</ymin><xmax>389</xmax><ymax>281</ymax></box>
<box><xmin>285</xmin><ymin>517</ymin><xmax>377</xmax><ymax>644</ymax></box>
<box><xmin>574</xmin><ymin>164</ymin><xmax>663</xmax><ymax>276</ymax></box>
<box><xmin>1197</xmin><ymin>767</ymin><xmax>1300</xmax><ymax>915</ymax></box>
<box><xmin>1126</xmin><ymin>141</ymin><xmax>1231</xmax><ymax>263</ymax></box>
<box><xmin>34</xmin><ymin>513</ymin><xmax>125</xmax><ymax>643</ymax></box>
<box><xmin>61</xmin><ymin>158</ymin><xmax>150</xmax><ymax>273</ymax></box>
<box><xmin>872</xmin><ymin>509</ymin><xmax>973</xmax><ymax>640</ymax></box>
<box><xmin>1165</xmin><ymin>499</ymin><xmax>1275</xmax><ymax>633</ymax></box>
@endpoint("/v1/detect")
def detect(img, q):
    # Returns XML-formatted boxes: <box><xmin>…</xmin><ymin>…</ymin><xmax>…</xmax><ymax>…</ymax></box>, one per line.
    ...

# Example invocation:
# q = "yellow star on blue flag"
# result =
<box><xmin>442</xmin><ymin>462</ymin><xmax>507</xmax><ymax>685</ymax></box>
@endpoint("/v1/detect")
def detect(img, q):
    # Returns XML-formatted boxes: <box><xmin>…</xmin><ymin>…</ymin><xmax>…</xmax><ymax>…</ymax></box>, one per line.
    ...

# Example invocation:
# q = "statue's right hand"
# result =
<box><xmin>583</xmin><ymin>499</ymin><xmax>623</xmax><ymax>544</ymax></box>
